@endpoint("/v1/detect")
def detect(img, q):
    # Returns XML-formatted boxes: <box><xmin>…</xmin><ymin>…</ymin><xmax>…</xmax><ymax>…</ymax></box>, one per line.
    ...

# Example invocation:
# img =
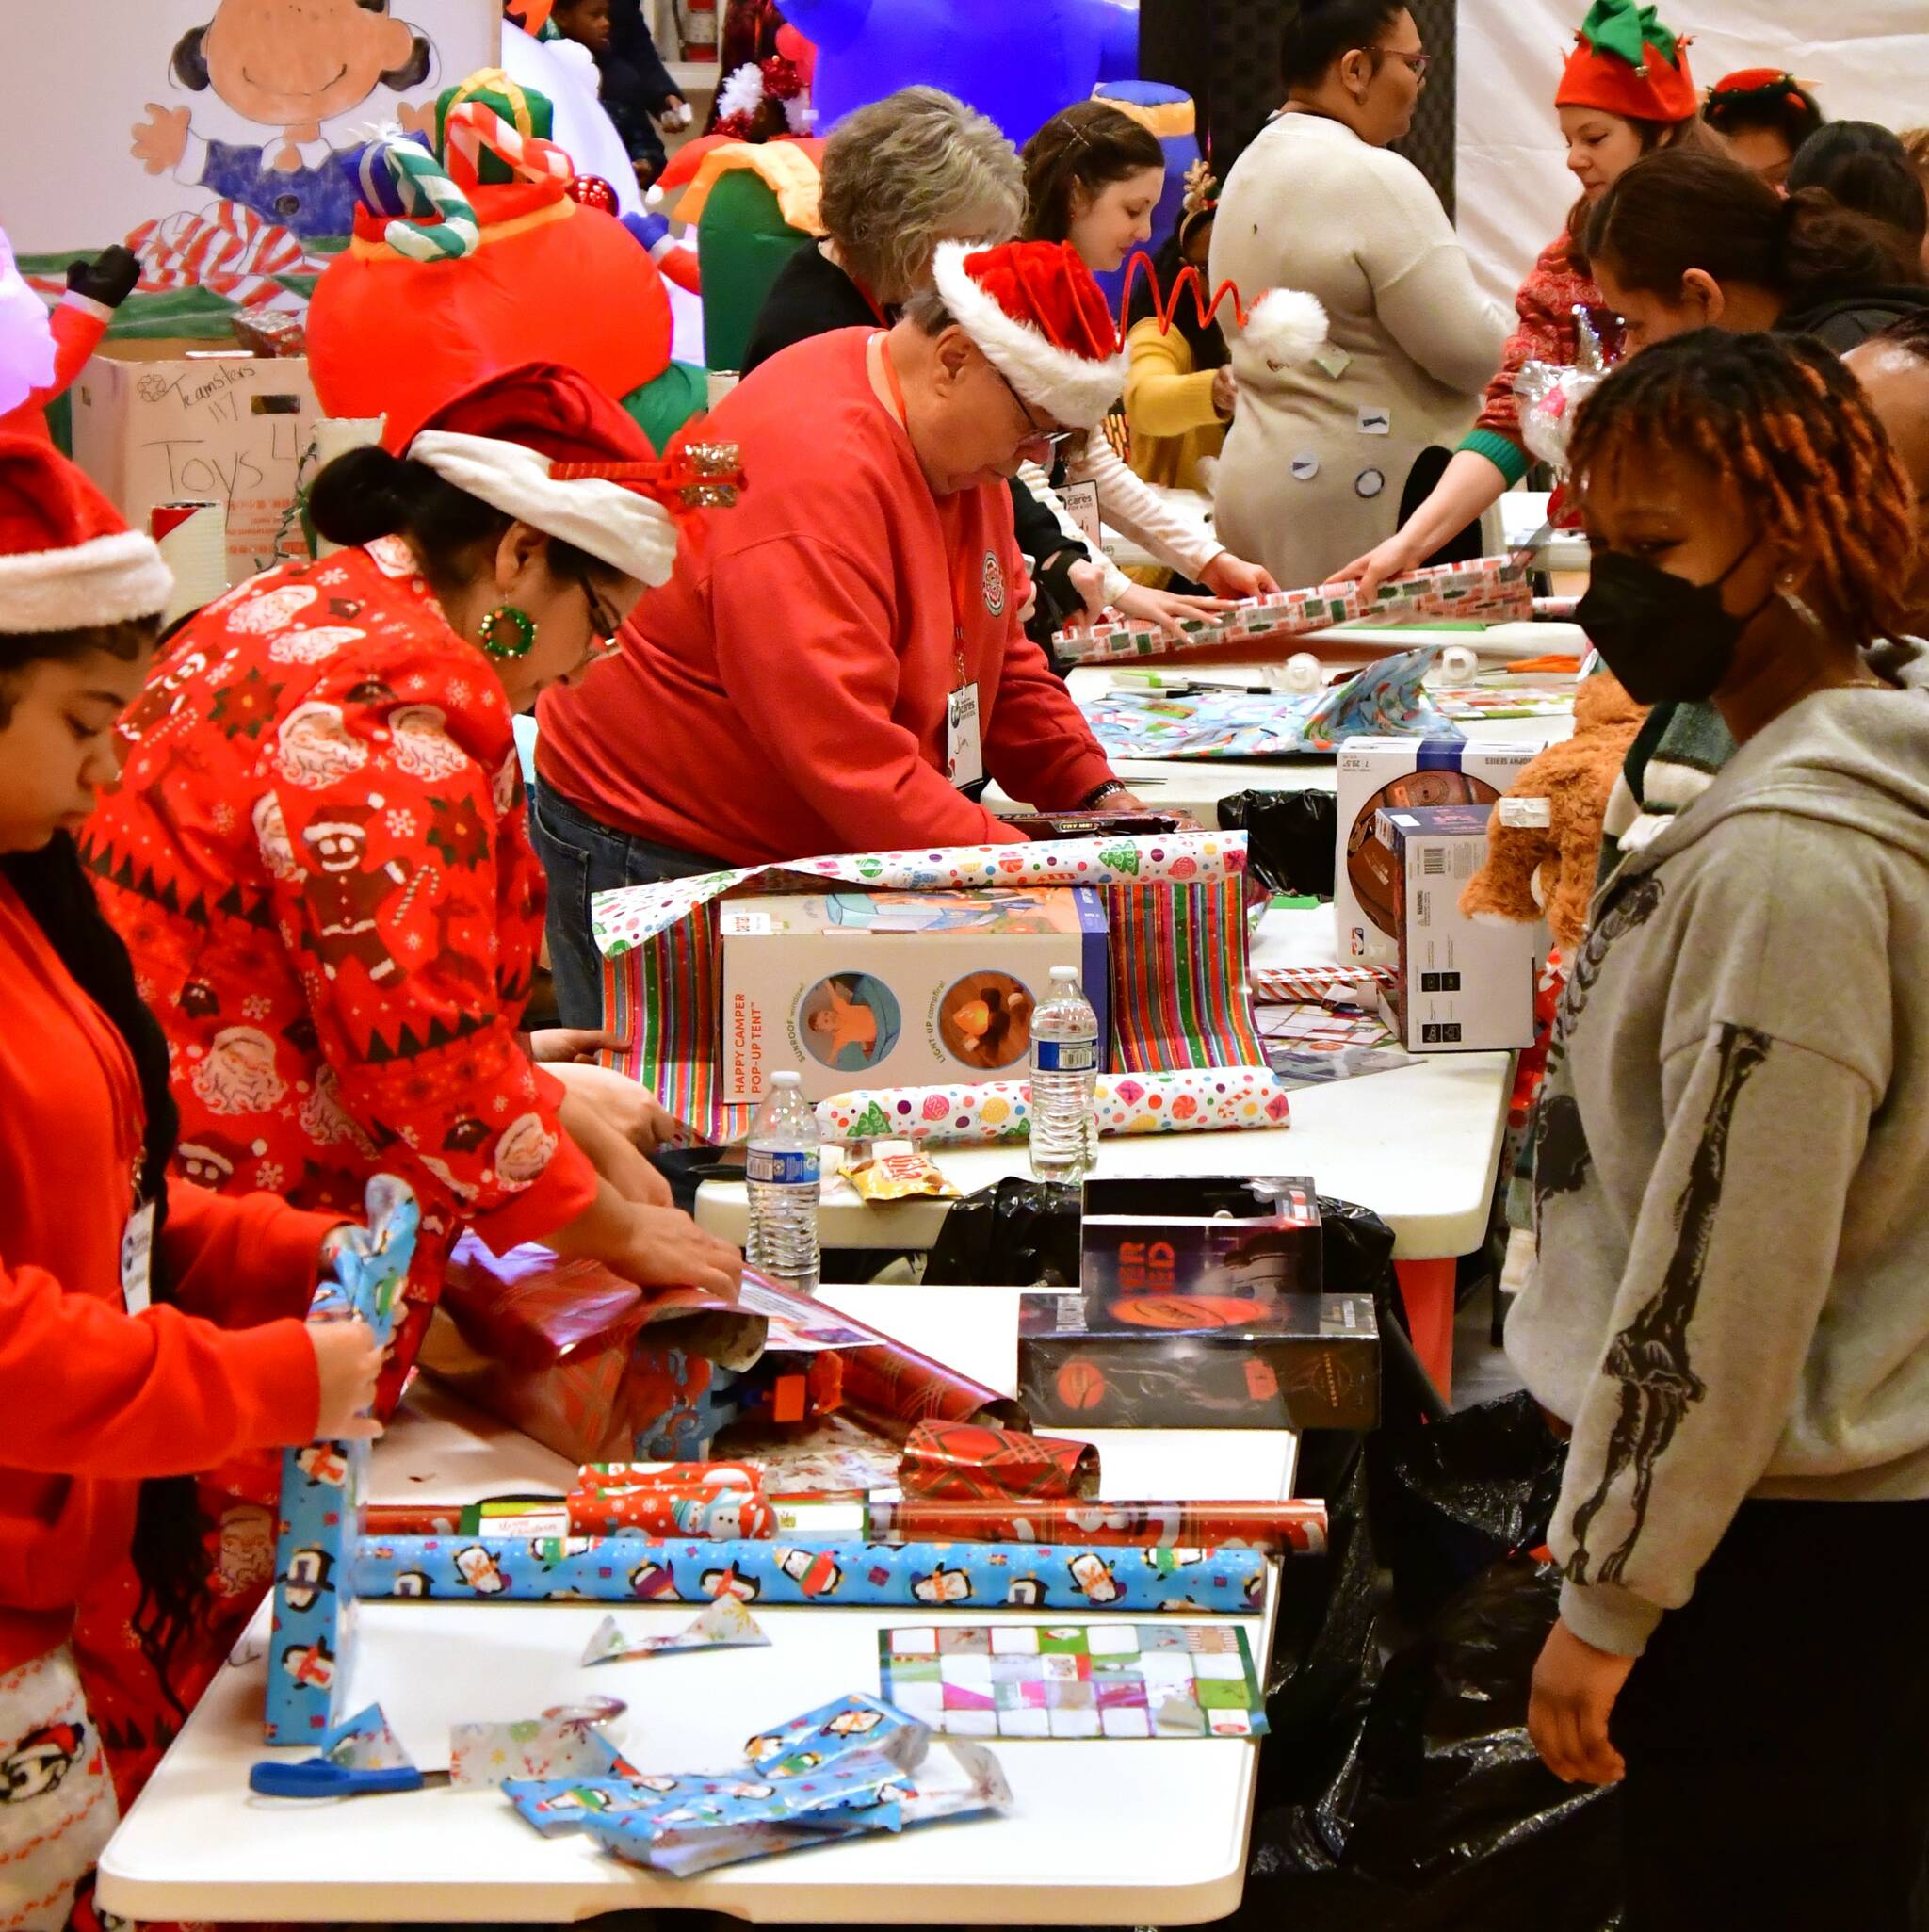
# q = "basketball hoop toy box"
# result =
<box><xmin>1018</xmin><ymin>1179</ymin><xmax>1381</xmax><ymax>1431</ymax></box>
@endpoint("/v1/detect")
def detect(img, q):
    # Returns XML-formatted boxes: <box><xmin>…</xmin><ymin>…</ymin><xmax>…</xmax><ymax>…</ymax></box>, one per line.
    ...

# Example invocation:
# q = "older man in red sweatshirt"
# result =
<box><xmin>531</xmin><ymin>238</ymin><xmax>1143</xmax><ymax>1024</ymax></box>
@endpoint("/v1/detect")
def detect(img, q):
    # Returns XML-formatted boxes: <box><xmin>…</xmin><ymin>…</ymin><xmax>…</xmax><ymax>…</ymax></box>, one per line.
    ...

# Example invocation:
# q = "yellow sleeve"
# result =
<box><xmin>1124</xmin><ymin>318</ymin><xmax>1224</xmax><ymax>441</ymax></box>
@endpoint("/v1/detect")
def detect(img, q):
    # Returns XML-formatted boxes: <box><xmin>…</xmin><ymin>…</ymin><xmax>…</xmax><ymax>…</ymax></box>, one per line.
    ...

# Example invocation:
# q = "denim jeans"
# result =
<box><xmin>527</xmin><ymin>777</ymin><xmax>724</xmax><ymax>1029</ymax></box>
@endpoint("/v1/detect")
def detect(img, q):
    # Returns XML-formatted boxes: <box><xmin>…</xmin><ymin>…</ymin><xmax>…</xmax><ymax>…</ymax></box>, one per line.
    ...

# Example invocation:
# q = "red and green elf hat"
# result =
<box><xmin>1556</xmin><ymin>0</ymin><xmax>1697</xmax><ymax>124</ymax></box>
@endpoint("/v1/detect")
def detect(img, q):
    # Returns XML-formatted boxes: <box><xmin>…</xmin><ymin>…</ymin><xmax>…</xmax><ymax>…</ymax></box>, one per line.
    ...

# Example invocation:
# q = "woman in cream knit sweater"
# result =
<box><xmin>1210</xmin><ymin>0</ymin><xmax>1508</xmax><ymax>589</ymax></box>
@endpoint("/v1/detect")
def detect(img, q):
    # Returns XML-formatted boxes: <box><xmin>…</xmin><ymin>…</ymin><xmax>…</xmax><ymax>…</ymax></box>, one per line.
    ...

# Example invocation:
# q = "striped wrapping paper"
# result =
<box><xmin>815</xmin><ymin>1065</ymin><xmax>1289</xmax><ymax>1145</ymax></box>
<box><xmin>597</xmin><ymin>835</ymin><xmax>1267</xmax><ymax>1144</ymax></box>
<box><xmin>1252</xmin><ymin>963</ymin><xmax>1399</xmax><ymax>1005</ymax></box>
<box><xmin>1055</xmin><ymin>554</ymin><xmax>1535</xmax><ymax>665</ymax></box>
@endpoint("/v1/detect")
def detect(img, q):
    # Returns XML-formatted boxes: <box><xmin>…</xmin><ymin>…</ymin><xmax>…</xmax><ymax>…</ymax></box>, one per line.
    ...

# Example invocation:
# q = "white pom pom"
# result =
<box><xmin>646</xmin><ymin>182</ymin><xmax>665</xmax><ymax>209</ymax></box>
<box><xmin>1244</xmin><ymin>288</ymin><xmax>1328</xmax><ymax>369</ymax></box>
<box><xmin>717</xmin><ymin>62</ymin><xmax>767</xmax><ymax>122</ymax></box>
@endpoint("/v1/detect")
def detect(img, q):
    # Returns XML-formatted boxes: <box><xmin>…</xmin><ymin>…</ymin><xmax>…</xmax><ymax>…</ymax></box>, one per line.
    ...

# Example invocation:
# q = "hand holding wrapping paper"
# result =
<box><xmin>817</xmin><ymin>1065</ymin><xmax>1289</xmax><ymax>1146</ymax></box>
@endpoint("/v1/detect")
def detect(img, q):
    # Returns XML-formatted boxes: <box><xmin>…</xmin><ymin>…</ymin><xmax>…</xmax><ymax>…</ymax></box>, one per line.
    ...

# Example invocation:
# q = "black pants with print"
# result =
<box><xmin>1611</xmin><ymin>1497</ymin><xmax>1929</xmax><ymax>1931</ymax></box>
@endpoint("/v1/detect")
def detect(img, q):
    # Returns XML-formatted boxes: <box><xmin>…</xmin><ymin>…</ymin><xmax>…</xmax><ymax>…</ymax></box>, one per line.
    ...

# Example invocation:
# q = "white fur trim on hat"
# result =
<box><xmin>0</xmin><ymin>528</ymin><xmax>174</xmax><ymax>634</ymax></box>
<box><xmin>932</xmin><ymin>241</ymin><xmax>1128</xmax><ymax>432</ymax></box>
<box><xmin>406</xmin><ymin>431</ymin><xmax>680</xmax><ymax>587</ymax></box>
<box><xmin>1242</xmin><ymin>289</ymin><xmax>1329</xmax><ymax>369</ymax></box>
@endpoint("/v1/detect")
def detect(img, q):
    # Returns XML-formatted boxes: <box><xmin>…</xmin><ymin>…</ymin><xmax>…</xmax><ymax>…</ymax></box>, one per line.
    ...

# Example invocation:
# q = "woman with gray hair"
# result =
<box><xmin>742</xmin><ymin>87</ymin><xmax>1025</xmax><ymax>368</ymax></box>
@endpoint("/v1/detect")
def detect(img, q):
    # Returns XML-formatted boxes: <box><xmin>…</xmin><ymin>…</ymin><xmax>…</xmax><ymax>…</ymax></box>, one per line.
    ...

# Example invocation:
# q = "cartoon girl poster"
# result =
<box><xmin>0</xmin><ymin>1</ymin><xmax>495</xmax><ymax>263</ymax></box>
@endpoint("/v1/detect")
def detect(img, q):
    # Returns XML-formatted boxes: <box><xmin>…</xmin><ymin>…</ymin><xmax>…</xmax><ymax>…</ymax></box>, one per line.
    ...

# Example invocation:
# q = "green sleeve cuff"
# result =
<box><xmin>1457</xmin><ymin>429</ymin><xmax>1532</xmax><ymax>488</ymax></box>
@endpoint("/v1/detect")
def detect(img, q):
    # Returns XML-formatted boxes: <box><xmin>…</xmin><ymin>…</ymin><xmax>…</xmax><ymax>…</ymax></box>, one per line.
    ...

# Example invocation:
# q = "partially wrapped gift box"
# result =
<box><xmin>418</xmin><ymin>1237</ymin><xmax>768</xmax><ymax>1465</ymax></box>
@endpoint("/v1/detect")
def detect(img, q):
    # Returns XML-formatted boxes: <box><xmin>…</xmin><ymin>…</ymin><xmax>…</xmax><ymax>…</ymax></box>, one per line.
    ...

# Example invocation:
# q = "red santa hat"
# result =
<box><xmin>0</xmin><ymin>434</ymin><xmax>172</xmax><ymax>633</ymax></box>
<box><xmin>406</xmin><ymin>362</ymin><xmax>742</xmax><ymax>589</ymax></box>
<box><xmin>934</xmin><ymin>239</ymin><xmax>1329</xmax><ymax>429</ymax></box>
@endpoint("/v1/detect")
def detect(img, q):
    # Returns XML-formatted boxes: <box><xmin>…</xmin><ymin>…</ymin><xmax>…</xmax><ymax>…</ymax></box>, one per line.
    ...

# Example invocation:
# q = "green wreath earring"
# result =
<box><xmin>478</xmin><ymin>604</ymin><xmax>537</xmax><ymax>659</ymax></box>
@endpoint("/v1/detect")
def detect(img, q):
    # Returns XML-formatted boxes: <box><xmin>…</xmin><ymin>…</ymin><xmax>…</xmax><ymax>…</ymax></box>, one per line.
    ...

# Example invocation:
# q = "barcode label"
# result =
<box><xmin>1421</xmin><ymin>849</ymin><xmax>1447</xmax><ymax>876</ymax></box>
<box><xmin>747</xmin><ymin>1148</ymin><xmax>819</xmax><ymax>1186</ymax></box>
<box><xmin>1033</xmin><ymin>1041</ymin><xmax>1097</xmax><ymax>1074</ymax></box>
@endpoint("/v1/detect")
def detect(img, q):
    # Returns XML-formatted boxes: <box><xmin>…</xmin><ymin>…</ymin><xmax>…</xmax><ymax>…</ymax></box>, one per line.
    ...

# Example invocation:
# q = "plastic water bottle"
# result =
<box><xmin>1029</xmin><ymin>966</ymin><xmax>1101</xmax><ymax>1185</ymax></box>
<box><xmin>746</xmin><ymin>1072</ymin><xmax>820</xmax><ymax>1296</ymax></box>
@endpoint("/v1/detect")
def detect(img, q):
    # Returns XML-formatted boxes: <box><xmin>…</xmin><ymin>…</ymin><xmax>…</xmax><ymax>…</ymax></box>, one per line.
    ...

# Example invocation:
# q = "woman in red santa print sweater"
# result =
<box><xmin>0</xmin><ymin>436</ymin><xmax>387</xmax><ymax>1928</ymax></box>
<box><xmin>1337</xmin><ymin>0</ymin><xmax>1726</xmax><ymax>594</ymax></box>
<box><xmin>79</xmin><ymin>363</ymin><xmax>744</xmax><ymax>1782</ymax></box>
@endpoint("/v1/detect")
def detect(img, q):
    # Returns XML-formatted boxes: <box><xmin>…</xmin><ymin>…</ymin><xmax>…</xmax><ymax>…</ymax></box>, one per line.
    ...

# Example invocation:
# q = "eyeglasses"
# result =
<box><xmin>580</xmin><ymin>578</ymin><xmax>626</xmax><ymax>657</ymax></box>
<box><xmin>1383</xmin><ymin>48</ymin><xmax>1433</xmax><ymax>81</ymax></box>
<box><xmin>989</xmin><ymin>360</ymin><xmax>1076</xmax><ymax>463</ymax></box>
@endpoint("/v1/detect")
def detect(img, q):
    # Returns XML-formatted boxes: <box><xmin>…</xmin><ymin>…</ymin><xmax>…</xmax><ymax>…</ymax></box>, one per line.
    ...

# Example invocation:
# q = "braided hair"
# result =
<box><xmin>1567</xmin><ymin>329</ymin><xmax>1918</xmax><ymax>650</ymax></box>
<box><xmin>0</xmin><ymin>616</ymin><xmax>212</xmax><ymax>1713</ymax></box>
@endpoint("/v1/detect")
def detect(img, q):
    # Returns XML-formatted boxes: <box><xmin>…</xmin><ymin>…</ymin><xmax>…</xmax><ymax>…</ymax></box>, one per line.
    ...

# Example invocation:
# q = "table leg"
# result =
<box><xmin>1394</xmin><ymin>1258</ymin><xmax>1455</xmax><ymax>1399</ymax></box>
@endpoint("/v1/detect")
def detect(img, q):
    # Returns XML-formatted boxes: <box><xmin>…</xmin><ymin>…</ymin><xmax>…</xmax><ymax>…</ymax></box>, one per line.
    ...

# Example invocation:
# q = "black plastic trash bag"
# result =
<box><xmin>920</xmin><ymin>1177</ymin><xmax>1080</xmax><ymax>1285</ymax></box>
<box><xmin>1376</xmin><ymin>1389</ymin><xmax>1570</xmax><ymax>1629</ymax></box>
<box><xmin>1221</xmin><ymin>787</ymin><xmax>1338</xmax><ymax>899</ymax></box>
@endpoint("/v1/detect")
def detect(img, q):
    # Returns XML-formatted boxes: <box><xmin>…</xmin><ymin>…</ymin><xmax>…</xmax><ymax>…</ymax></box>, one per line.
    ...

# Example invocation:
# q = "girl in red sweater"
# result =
<box><xmin>0</xmin><ymin>437</ymin><xmax>382</xmax><ymax>1932</ymax></box>
<box><xmin>1337</xmin><ymin>0</ymin><xmax>1722</xmax><ymax>594</ymax></box>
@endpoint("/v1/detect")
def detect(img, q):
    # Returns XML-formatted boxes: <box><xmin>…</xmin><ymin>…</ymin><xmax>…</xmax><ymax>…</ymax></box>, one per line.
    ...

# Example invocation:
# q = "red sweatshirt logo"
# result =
<box><xmin>981</xmin><ymin>551</ymin><xmax>1006</xmax><ymax>617</ymax></box>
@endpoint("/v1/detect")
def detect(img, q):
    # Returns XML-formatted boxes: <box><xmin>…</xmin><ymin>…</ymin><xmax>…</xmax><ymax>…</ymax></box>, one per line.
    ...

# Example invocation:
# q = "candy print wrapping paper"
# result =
<box><xmin>594</xmin><ymin>833</ymin><xmax>1266</xmax><ymax>1144</ymax></box>
<box><xmin>815</xmin><ymin>1064</ymin><xmax>1289</xmax><ymax>1147</ymax></box>
<box><xmin>318</xmin><ymin>1704</ymin><xmax>413</xmax><ymax>1772</ymax></box>
<box><xmin>353</xmin><ymin>1534</ymin><xmax>1266</xmax><ymax>1614</ymax></box>
<box><xmin>1081</xmin><ymin>648</ymin><xmax>1457</xmax><ymax>760</ymax></box>
<box><xmin>897</xmin><ymin>1421</ymin><xmax>1099</xmax><ymax>1503</ymax></box>
<box><xmin>1252</xmin><ymin>962</ymin><xmax>1399</xmax><ymax>1005</ymax></box>
<box><xmin>1055</xmin><ymin>554</ymin><xmax>1535</xmax><ymax>664</ymax></box>
<box><xmin>581</xmin><ymin>1598</ymin><xmax>770</xmax><ymax>1665</ymax></box>
<box><xmin>265</xmin><ymin>1176</ymin><xmax>419</xmax><ymax>1745</ymax></box>
<box><xmin>866</xmin><ymin>1498</ymin><xmax>1329</xmax><ymax>1555</ymax></box>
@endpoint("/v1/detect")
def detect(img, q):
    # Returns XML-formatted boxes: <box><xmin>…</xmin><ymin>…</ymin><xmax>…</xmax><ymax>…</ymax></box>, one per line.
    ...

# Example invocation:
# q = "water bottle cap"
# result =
<box><xmin>771</xmin><ymin>1071</ymin><xmax>802</xmax><ymax>1088</ymax></box>
<box><xmin>1049</xmin><ymin>966</ymin><xmax>1078</xmax><ymax>982</ymax></box>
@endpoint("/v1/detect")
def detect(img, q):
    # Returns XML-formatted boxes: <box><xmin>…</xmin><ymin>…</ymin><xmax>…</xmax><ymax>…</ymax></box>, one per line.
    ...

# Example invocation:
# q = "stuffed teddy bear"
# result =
<box><xmin>1460</xmin><ymin>672</ymin><xmax>1648</xmax><ymax>954</ymax></box>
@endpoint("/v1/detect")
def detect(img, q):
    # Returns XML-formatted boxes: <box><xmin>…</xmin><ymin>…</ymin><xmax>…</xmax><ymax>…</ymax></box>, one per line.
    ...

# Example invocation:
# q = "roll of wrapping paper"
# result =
<box><xmin>577</xmin><ymin>1461</ymin><xmax>765</xmax><ymax>1492</ymax></box>
<box><xmin>899</xmin><ymin>1421</ymin><xmax>1099</xmax><ymax>1503</ymax></box>
<box><xmin>151</xmin><ymin>503</ymin><xmax>228</xmax><ymax>624</ymax></box>
<box><xmin>1055</xmin><ymin>554</ymin><xmax>1534</xmax><ymax>664</ymax></box>
<box><xmin>803</xmin><ymin>1338</ymin><xmax>1029</xmax><ymax>1441</ymax></box>
<box><xmin>816</xmin><ymin>1065</ymin><xmax>1289</xmax><ymax>1147</ymax></box>
<box><xmin>567</xmin><ymin>1487</ymin><xmax>776</xmax><ymax>1539</ymax></box>
<box><xmin>865</xmin><ymin>1497</ymin><xmax>1329</xmax><ymax>1555</ymax></box>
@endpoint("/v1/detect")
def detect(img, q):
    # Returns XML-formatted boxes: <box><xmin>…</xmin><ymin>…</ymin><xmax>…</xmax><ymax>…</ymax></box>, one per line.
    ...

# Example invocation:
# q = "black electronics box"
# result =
<box><xmin>1078</xmin><ymin>1176</ymin><xmax>1322</xmax><ymax>1302</ymax></box>
<box><xmin>1017</xmin><ymin>1288</ymin><xmax>1380</xmax><ymax>1431</ymax></box>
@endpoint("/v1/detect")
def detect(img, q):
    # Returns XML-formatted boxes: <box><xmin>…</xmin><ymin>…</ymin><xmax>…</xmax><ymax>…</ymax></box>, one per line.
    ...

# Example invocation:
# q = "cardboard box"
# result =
<box><xmin>1373</xmin><ymin>804</ymin><xmax>1540</xmax><ymax>1053</ymax></box>
<box><xmin>1017</xmin><ymin>1289</ymin><xmax>1379</xmax><ymax>1432</ymax></box>
<box><xmin>1335</xmin><ymin>734</ymin><xmax>1549</xmax><ymax>966</ymax></box>
<box><xmin>720</xmin><ymin>887</ymin><xmax>1109</xmax><ymax>1105</ymax></box>
<box><xmin>1079</xmin><ymin>1177</ymin><xmax>1322</xmax><ymax>1303</ymax></box>
<box><xmin>69</xmin><ymin>344</ymin><xmax>321</xmax><ymax>586</ymax></box>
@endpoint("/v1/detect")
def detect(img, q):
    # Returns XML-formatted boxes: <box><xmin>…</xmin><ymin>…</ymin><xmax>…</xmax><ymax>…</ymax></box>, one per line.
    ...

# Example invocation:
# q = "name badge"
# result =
<box><xmin>1060</xmin><ymin>479</ymin><xmax>1102</xmax><ymax>549</ymax></box>
<box><xmin>122</xmin><ymin>1200</ymin><xmax>156</xmax><ymax>1317</ymax></box>
<box><xmin>947</xmin><ymin>683</ymin><xmax>984</xmax><ymax>788</ymax></box>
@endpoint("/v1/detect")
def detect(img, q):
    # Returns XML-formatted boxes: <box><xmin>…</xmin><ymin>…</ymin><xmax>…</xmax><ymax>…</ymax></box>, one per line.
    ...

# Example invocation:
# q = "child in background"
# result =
<box><xmin>1511</xmin><ymin>331</ymin><xmax>1929</xmax><ymax>1930</ymax></box>
<box><xmin>0</xmin><ymin>437</ymin><xmax>383</xmax><ymax>1926</ymax></box>
<box><xmin>1700</xmin><ymin>68</ymin><xmax>1824</xmax><ymax>187</ymax></box>
<box><xmin>548</xmin><ymin>0</ymin><xmax>690</xmax><ymax>190</ymax></box>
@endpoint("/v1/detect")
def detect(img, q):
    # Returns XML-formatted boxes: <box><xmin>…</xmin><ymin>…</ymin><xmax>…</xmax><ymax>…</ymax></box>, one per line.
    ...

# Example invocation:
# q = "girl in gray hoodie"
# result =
<box><xmin>1506</xmin><ymin>329</ymin><xmax>1929</xmax><ymax>1930</ymax></box>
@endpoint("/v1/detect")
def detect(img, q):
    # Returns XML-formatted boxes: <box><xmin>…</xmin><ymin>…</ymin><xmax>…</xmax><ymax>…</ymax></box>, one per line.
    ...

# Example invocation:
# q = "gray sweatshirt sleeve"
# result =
<box><xmin>1550</xmin><ymin>1026</ymin><xmax>1875</xmax><ymax>1655</ymax></box>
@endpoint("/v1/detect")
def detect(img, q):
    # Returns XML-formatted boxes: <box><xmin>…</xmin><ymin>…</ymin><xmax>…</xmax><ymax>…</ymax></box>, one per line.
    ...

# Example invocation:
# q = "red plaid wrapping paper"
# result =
<box><xmin>867</xmin><ymin>1497</ymin><xmax>1330</xmax><ymax>1554</ymax></box>
<box><xmin>897</xmin><ymin>1421</ymin><xmax>1100</xmax><ymax>1502</ymax></box>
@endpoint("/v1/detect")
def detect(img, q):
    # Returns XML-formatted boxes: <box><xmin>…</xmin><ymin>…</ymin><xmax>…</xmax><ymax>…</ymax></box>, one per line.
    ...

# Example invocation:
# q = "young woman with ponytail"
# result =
<box><xmin>0</xmin><ymin>435</ymin><xmax>384</xmax><ymax>1928</ymax></box>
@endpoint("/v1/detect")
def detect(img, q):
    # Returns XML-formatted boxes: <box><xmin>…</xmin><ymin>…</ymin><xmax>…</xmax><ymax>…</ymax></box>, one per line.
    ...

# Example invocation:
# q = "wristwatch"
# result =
<box><xmin>1078</xmin><ymin>780</ymin><xmax>1131</xmax><ymax>810</ymax></box>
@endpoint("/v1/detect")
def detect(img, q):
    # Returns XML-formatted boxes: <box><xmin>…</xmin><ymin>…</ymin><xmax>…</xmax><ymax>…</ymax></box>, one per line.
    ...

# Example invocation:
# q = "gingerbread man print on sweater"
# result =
<box><xmin>299</xmin><ymin>800</ymin><xmax>413</xmax><ymax>984</ymax></box>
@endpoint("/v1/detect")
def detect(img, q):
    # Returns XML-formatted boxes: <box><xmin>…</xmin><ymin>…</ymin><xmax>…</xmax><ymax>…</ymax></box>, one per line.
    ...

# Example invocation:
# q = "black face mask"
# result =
<box><xmin>1576</xmin><ymin>542</ymin><xmax>1770</xmax><ymax>706</ymax></box>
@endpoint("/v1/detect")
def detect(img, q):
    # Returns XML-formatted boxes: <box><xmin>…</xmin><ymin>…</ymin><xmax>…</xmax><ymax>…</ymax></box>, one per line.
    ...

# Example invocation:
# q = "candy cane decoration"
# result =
<box><xmin>442</xmin><ymin>101</ymin><xmax>575</xmax><ymax>193</ymax></box>
<box><xmin>367</xmin><ymin>138</ymin><xmax>481</xmax><ymax>265</ymax></box>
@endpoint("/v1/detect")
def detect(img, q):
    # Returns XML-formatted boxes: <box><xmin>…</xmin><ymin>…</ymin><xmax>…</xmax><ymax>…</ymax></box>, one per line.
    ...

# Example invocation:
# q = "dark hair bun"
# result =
<box><xmin>307</xmin><ymin>444</ymin><xmax>408</xmax><ymax>549</ymax></box>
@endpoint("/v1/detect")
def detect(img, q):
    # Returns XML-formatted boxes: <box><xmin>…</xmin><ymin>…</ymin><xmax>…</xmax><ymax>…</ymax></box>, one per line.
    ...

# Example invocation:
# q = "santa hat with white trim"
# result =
<box><xmin>0</xmin><ymin>435</ymin><xmax>173</xmax><ymax>634</ymax></box>
<box><xmin>933</xmin><ymin>239</ymin><xmax>1330</xmax><ymax>430</ymax></box>
<box><xmin>405</xmin><ymin>361</ymin><xmax>742</xmax><ymax>590</ymax></box>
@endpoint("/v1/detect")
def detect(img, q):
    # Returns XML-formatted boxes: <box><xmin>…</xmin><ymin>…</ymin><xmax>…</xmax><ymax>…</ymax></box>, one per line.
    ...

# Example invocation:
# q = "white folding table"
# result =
<box><xmin>101</xmin><ymin>1288</ymin><xmax>1295</xmax><ymax>1926</ymax></box>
